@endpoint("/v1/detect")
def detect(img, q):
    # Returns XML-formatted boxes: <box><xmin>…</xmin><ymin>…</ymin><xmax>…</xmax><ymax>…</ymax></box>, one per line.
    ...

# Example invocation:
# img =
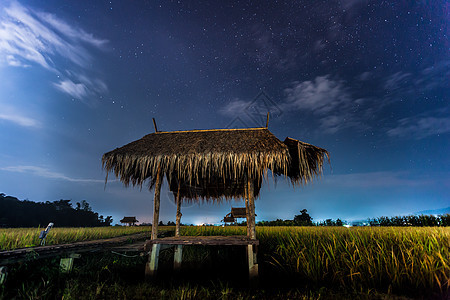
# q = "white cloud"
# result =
<box><xmin>220</xmin><ymin>75</ymin><xmax>372</xmax><ymax>134</ymax></box>
<box><xmin>284</xmin><ymin>75</ymin><xmax>352</xmax><ymax>114</ymax></box>
<box><xmin>387</xmin><ymin>116</ymin><xmax>450</xmax><ymax>139</ymax></box>
<box><xmin>282</xmin><ymin>75</ymin><xmax>368</xmax><ymax>133</ymax></box>
<box><xmin>0</xmin><ymin>113</ymin><xmax>39</xmax><ymax>127</ymax></box>
<box><xmin>53</xmin><ymin>80</ymin><xmax>89</xmax><ymax>99</ymax></box>
<box><xmin>356</xmin><ymin>71</ymin><xmax>372</xmax><ymax>81</ymax></box>
<box><xmin>0</xmin><ymin>104</ymin><xmax>40</xmax><ymax>128</ymax></box>
<box><xmin>384</xmin><ymin>71</ymin><xmax>412</xmax><ymax>90</ymax></box>
<box><xmin>0</xmin><ymin>1</ymin><xmax>108</xmax><ymax>100</ymax></box>
<box><xmin>0</xmin><ymin>165</ymin><xmax>103</xmax><ymax>183</ymax></box>
<box><xmin>219</xmin><ymin>98</ymin><xmax>251</xmax><ymax>116</ymax></box>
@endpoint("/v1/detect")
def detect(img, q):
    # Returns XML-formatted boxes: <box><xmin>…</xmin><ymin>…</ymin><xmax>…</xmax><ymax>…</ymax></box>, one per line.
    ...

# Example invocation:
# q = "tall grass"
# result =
<box><xmin>180</xmin><ymin>226</ymin><xmax>246</xmax><ymax>236</ymax></box>
<box><xmin>180</xmin><ymin>226</ymin><xmax>450</xmax><ymax>293</ymax></box>
<box><xmin>1</xmin><ymin>225</ymin><xmax>448</xmax><ymax>294</ymax></box>
<box><xmin>0</xmin><ymin>226</ymin><xmax>152</xmax><ymax>250</ymax></box>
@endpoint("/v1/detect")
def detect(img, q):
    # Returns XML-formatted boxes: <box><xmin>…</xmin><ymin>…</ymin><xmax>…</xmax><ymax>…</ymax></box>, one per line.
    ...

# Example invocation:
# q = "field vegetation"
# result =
<box><xmin>1</xmin><ymin>225</ymin><xmax>449</xmax><ymax>299</ymax></box>
<box><xmin>0</xmin><ymin>226</ymin><xmax>154</xmax><ymax>250</ymax></box>
<box><xmin>181</xmin><ymin>226</ymin><xmax>449</xmax><ymax>294</ymax></box>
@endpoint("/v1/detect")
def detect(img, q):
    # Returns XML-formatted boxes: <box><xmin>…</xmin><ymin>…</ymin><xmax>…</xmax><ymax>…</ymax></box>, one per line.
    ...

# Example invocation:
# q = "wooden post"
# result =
<box><xmin>265</xmin><ymin>112</ymin><xmax>270</xmax><ymax>128</ymax></box>
<box><xmin>247</xmin><ymin>176</ymin><xmax>256</xmax><ymax>240</ymax></box>
<box><xmin>244</xmin><ymin>175</ymin><xmax>251</xmax><ymax>238</ymax></box>
<box><xmin>151</xmin><ymin>163</ymin><xmax>162</xmax><ymax>240</ymax></box>
<box><xmin>175</xmin><ymin>181</ymin><xmax>182</xmax><ymax>237</ymax></box>
<box><xmin>59</xmin><ymin>253</ymin><xmax>80</xmax><ymax>274</ymax></box>
<box><xmin>0</xmin><ymin>266</ymin><xmax>7</xmax><ymax>285</ymax></box>
<box><xmin>247</xmin><ymin>244</ymin><xmax>258</xmax><ymax>281</ymax></box>
<box><xmin>245</xmin><ymin>174</ymin><xmax>259</xmax><ymax>282</ymax></box>
<box><xmin>173</xmin><ymin>245</ymin><xmax>183</xmax><ymax>271</ymax></box>
<box><xmin>145</xmin><ymin>244</ymin><xmax>160</xmax><ymax>277</ymax></box>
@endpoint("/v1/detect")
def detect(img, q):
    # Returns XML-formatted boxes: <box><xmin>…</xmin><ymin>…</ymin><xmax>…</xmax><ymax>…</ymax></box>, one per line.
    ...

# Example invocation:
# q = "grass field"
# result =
<box><xmin>181</xmin><ymin>226</ymin><xmax>450</xmax><ymax>294</ymax></box>
<box><xmin>0</xmin><ymin>226</ymin><xmax>154</xmax><ymax>250</ymax></box>
<box><xmin>1</xmin><ymin>225</ymin><xmax>449</xmax><ymax>298</ymax></box>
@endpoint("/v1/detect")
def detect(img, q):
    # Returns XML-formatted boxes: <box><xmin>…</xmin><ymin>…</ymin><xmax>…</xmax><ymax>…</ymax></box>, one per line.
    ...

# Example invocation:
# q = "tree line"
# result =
<box><xmin>0</xmin><ymin>193</ymin><xmax>112</xmax><ymax>227</ymax></box>
<box><xmin>368</xmin><ymin>214</ymin><xmax>450</xmax><ymax>227</ymax></box>
<box><xmin>255</xmin><ymin>209</ymin><xmax>450</xmax><ymax>227</ymax></box>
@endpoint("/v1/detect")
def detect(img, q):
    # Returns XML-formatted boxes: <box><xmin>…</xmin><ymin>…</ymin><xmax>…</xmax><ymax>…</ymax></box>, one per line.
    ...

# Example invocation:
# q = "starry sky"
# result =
<box><xmin>0</xmin><ymin>0</ymin><xmax>448</xmax><ymax>225</ymax></box>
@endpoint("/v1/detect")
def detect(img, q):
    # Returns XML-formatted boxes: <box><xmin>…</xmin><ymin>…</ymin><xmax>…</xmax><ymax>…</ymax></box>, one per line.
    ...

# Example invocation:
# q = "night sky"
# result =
<box><xmin>0</xmin><ymin>0</ymin><xmax>448</xmax><ymax>225</ymax></box>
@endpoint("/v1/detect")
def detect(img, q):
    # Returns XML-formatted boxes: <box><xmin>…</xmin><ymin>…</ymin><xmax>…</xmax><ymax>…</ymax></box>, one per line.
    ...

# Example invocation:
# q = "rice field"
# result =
<box><xmin>181</xmin><ymin>226</ymin><xmax>450</xmax><ymax>293</ymax></box>
<box><xmin>0</xmin><ymin>226</ymin><xmax>153</xmax><ymax>250</ymax></box>
<box><xmin>1</xmin><ymin>225</ymin><xmax>449</xmax><ymax>295</ymax></box>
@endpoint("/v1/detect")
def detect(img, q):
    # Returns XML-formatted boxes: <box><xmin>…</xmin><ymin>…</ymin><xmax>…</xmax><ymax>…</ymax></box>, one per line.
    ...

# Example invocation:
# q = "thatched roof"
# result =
<box><xmin>231</xmin><ymin>207</ymin><xmax>247</xmax><ymax>218</ymax></box>
<box><xmin>102</xmin><ymin>127</ymin><xmax>329</xmax><ymax>201</ymax></box>
<box><xmin>120</xmin><ymin>216</ymin><xmax>138</xmax><ymax>223</ymax></box>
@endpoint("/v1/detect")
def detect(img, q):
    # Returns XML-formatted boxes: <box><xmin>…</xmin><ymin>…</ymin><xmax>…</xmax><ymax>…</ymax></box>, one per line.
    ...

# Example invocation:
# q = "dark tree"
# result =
<box><xmin>104</xmin><ymin>216</ymin><xmax>113</xmax><ymax>226</ymax></box>
<box><xmin>80</xmin><ymin>200</ymin><xmax>92</xmax><ymax>212</ymax></box>
<box><xmin>294</xmin><ymin>209</ymin><xmax>313</xmax><ymax>226</ymax></box>
<box><xmin>0</xmin><ymin>194</ymin><xmax>112</xmax><ymax>227</ymax></box>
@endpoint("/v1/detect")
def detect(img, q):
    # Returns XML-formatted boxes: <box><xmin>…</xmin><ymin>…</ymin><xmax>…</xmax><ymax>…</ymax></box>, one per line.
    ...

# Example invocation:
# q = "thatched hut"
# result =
<box><xmin>120</xmin><ymin>216</ymin><xmax>138</xmax><ymax>226</ymax></box>
<box><xmin>102</xmin><ymin>120</ymin><xmax>328</xmax><ymax>278</ymax></box>
<box><xmin>102</xmin><ymin>124</ymin><xmax>329</xmax><ymax>240</ymax></box>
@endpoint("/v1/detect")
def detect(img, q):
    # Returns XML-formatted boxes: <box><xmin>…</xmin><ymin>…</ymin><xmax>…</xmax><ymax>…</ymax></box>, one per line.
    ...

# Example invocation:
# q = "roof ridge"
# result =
<box><xmin>154</xmin><ymin>127</ymin><xmax>268</xmax><ymax>134</ymax></box>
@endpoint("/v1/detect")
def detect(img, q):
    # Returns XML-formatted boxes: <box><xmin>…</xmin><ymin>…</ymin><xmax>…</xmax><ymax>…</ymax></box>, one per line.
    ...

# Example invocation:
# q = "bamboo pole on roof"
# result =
<box><xmin>151</xmin><ymin>163</ymin><xmax>162</xmax><ymax>240</ymax></box>
<box><xmin>175</xmin><ymin>181</ymin><xmax>182</xmax><ymax>237</ymax></box>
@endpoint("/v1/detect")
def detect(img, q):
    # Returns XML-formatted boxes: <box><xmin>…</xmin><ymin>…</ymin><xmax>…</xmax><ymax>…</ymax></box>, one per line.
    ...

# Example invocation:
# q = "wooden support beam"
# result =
<box><xmin>175</xmin><ymin>182</ymin><xmax>182</xmax><ymax>237</ymax></box>
<box><xmin>60</xmin><ymin>258</ymin><xmax>74</xmax><ymax>273</ymax></box>
<box><xmin>145</xmin><ymin>244</ymin><xmax>160</xmax><ymax>277</ymax></box>
<box><xmin>152</xmin><ymin>118</ymin><xmax>158</xmax><ymax>133</ymax></box>
<box><xmin>0</xmin><ymin>266</ymin><xmax>7</xmax><ymax>285</ymax></box>
<box><xmin>247</xmin><ymin>176</ymin><xmax>256</xmax><ymax>240</ymax></box>
<box><xmin>173</xmin><ymin>245</ymin><xmax>183</xmax><ymax>271</ymax></box>
<box><xmin>59</xmin><ymin>253</ymin><xmax>80</xmax><ymax>274</ymax></box>
<box><xmin>244</xmin><ymin>175</ymin><xmax>251</xmax><ymax>238</ymax></box>
<box><xmin>265</xmin><ymin>112</ymin><xmax>270</xmax><ymax>128</ymax></box>
<box><xmin>247</xmin><ymin>244</ymin><xmax>258</xmax><ymax>282</ymax></box>
<box><xmin>151</xmin><ymin>163</ymin><xmax>162</xmax><ymax>240</ymax></box>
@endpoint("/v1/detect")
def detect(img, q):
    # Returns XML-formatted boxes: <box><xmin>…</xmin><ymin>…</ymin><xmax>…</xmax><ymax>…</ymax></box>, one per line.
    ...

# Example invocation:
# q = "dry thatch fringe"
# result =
<box><xmin>283</xmin><ymin>137</ymin><xmax>330</xmax><ymax>185</ymax></box>
<box><xmin>102</xmin><ymin>150</ymin><xmax>288</xmax><ymax>189</ymax></box>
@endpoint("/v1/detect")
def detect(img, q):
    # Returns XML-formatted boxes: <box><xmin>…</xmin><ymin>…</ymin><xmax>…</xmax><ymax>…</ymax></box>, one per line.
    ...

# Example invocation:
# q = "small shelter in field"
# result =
<box><xmin>223</xmin><ymin>207</ymin><xmax>249</xmax><ymax>224</ymax></box>
<box><xmin>120</xmin><ymin>216</ymin><xmax>138</xmax><ymax>226</ymax></box>
<box><xmin>102</xmin><ymin>116</ymin><xmax>329</xmax><ymax>278</ymax></box>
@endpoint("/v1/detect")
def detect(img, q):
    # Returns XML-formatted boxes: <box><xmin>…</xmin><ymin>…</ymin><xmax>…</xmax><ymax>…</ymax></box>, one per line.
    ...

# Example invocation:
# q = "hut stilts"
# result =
<box><xmin>175</xmin><ymin>182</ymin><xmax>182</xmax><ymax>237</ymax></box>
<box><xmin>146</xmin><ymin>164</ymin><xmax>162</xmax><ymax>276</ymax></box>
<box><xmin>245</xmin><ymin>175</ymin><xmax>258</xmax><ymax>279</ymax></box>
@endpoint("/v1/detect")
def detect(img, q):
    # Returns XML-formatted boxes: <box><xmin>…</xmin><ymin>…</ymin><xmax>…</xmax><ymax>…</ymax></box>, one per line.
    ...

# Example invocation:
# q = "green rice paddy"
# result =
<box><xmin>1</xmin><ymin>225</ymin><xmax>448</xmax><ymax>298</ymax></box>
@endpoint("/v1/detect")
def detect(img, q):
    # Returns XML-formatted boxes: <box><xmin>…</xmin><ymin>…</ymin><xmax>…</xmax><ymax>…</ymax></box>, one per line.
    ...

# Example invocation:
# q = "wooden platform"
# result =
<box><xmin>0</xmin><ymin>233</ymin><xmax>149</xmax><ymax>265</ymax></box>
<box><xmin>144</xmin><ymin>236</ymin><xmax>259</xmax><ymax>281</ymax></box>
<box><xmin>144</xmin><ymin>235</ymin><xmax>259</xmax><ymax>250</ymax></box>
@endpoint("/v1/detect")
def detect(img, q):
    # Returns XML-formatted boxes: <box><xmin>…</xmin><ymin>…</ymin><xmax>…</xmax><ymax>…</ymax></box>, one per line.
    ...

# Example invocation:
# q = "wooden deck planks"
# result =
<box><xmin>0</xmin><ymin>233</ymin><xmax>149</xmax><ymax>265</ymax></box>
<box><xmin>144</xmin><ymin>236</ymin><xmax>259</xmax><ymax>249</ymax></box>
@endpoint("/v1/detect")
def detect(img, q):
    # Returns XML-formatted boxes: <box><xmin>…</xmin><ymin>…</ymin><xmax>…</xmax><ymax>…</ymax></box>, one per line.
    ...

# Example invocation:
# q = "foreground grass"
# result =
<box><xmin>1</xmin><ymin>225</ymin><xmax>449</xmax><ymax>298</ymax></box>
<box><xmin>0</xmin><ymin>252</ymin><xmax>424</xmax><ymax>300</ymax></box>
<box><xmin>181</xmin><ymin>226</ymin><xmax>450</xmax><ymax>295</ymax></box>
<box><xmin>0</xmin><ymin>226</ymin><xmax>154</xmax><ymax>250</ymax></box>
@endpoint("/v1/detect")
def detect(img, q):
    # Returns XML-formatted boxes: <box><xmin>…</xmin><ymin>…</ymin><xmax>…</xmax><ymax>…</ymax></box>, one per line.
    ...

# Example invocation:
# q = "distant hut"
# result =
<box><xmin>222</xmin><ymin>213</ymin><xmax>235</xmax><ymax>224</ymax></box>
<box><xmin>102</xmin><ymin>117</ymin><xmax>329</xmax><ymax>277</ymax></box>
<box><xmin>223</xmin><ymin>207</ymin><xmax>248</xmax><ymax>224</ymax></box>
<box><xmin>120</xmin><ymin>216</ymin><xmax>138</xmax><ymax>226</ymax></box>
